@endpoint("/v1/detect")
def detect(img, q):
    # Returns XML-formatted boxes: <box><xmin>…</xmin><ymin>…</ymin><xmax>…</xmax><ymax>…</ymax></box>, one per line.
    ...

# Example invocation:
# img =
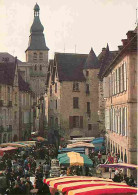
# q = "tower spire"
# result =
<box><xmin>34</xmin><ymin>3</ymin><xmax>40</xmax><ymax>17</ymax></box>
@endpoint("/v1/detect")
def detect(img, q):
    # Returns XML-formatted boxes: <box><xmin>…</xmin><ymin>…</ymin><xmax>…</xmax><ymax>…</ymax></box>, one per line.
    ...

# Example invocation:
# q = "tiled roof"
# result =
<box><xmin>83</xmin><ymin>48</ymin><xmax>100</xmax><ymax>69</ymax></box>
<box><xmin>0</xmin><ymin>53</ymin><xmax>22</xmax><ymax>63</ymax></box>
<box><xmin>0</xmin><ymin>62</ymin><xmax>16</xmax><ymax>85</ymax></box>
<box><xmin>18</xmin><ymin>72</ymin><xmax>31</xmax><ymax>92</ymax></box>
<box><xmin>55</xmin><ymin>53</ymin><xmax>88</xmax><ymax>81</ymax></box>
<box><xmin>99</xmin><ymin>29</ymin><xmax>137</xmax><ymax>78</ymax></box>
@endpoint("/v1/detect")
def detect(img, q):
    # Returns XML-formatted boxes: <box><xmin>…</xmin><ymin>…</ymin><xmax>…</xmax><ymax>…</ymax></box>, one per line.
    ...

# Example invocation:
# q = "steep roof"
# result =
<box><xmin>98</xmin><ymin>45</ymin><xmax>118</xmax><ymax>80</ymax></box>
<box><xmin>0</xmin><ymin>62</ymin><xmax>16</xmax><ymax>85</ymax></box>
<box><xmin>18</xmin><ymin>72</ymin><xmax>31</xmax><ymax>92</ymax></box>
<box><xmin>83</xmin><ymin>48</ymin><xmax>100</xmax><ymax>69</ymax></box>
<box><xmin>26</xmin><ymin>5</ymin><xmax>49</xmax><ymax>51</ymax></box>
<box><xmin>55</xmin><ymin>53</ymin><xmax>88</xmax><ymax>81</ymax></box>
<box><xmin>99</xmin><ymin>29</ymin><xmax>137</xmax><ymax>79</ymax></box>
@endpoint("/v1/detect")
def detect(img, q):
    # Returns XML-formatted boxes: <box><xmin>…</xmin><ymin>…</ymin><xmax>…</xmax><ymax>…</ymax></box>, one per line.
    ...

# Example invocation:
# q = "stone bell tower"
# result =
<box><xmin>25</xmin><ymin>3</ymin><xmax>49</xmax><ymax>96</ymax></box>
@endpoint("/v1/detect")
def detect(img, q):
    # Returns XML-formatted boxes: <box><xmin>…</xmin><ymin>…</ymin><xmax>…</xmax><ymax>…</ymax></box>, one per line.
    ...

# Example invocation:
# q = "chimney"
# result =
<box><xmin>126</xmin><ymin>31</ymin><xmax>135</xmax><ymax>40</ymax></box>
<box><xmin>118</xmin><ymin>45</ymin><xmax>123</xmax><ymax>51</ymax></box>
<box><xmin>121</xmin><ymin>39</ymin><xmax>128</xmax><ymax>47</ymax></box>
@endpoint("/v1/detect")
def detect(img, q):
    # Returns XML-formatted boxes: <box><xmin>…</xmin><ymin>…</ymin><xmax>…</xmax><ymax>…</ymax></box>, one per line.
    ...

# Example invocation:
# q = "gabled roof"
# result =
<box><xmin>83</xmin><ymin>48</ymin><xmax>100</xmax><ymax>69</ymax></box>
<box><xmin>18</xmin><ymin>72</ymin><xmax>31</xmax><ymax>92</ymax></box>
<box><xmin>0</xmin><ymin>62</ymin><xmax>16</xmax><ymax>85</ymax></box>
<box><xmin>99</xmin><ymin>28</ymin><xmax>137</xmax><ymax>79</ymax></box>
<box><xmin>55</xmin><ymin>53</ymin><xmax>88</xmax><ymax>82</ymax></box>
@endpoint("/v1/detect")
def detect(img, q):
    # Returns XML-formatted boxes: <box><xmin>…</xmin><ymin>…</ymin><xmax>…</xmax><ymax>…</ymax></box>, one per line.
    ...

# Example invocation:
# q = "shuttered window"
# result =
<box><xmin>69</xmin><ymin>116</ymin><xmax>73</xmax><ymax>129</ymax></box>
<box><xmin>117</xmin><ymin>69</ymin><xmax>119</xmax><ymax>93</ymax></box>
<box><xmin>114</xmin><ymin>70</ymin><xmax>117</xmax><ymax>94</ymax></box>
<box><xmin>73</xmin><ymin>97</ymin><xmax>79</xmax><ymax>109</ymax></box>
<box><xmin>69</xmin><ymin>116</ymin><xmax>83</xmax><ymax>129</ymax></box>
<box><xmin>124</xmin><ymin>107</ymin><xmax>127</xmax><ymax>136</ymax></box>
<box><xmin>120</xmin><ymin>66</ymin><xmax>123</xmax><ymax>92</ymax></box>
<box><xmin>124</xmin><ymin>62</ymin><xmax>127</xmax><ymax>91</ymax></box>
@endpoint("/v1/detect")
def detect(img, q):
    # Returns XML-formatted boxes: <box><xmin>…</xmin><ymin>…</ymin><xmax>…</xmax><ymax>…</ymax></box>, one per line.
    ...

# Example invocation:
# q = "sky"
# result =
<box><xmin>0</xmin><ymin>0</ymin><xmax>137</xmax><ymax>61</ymax></box>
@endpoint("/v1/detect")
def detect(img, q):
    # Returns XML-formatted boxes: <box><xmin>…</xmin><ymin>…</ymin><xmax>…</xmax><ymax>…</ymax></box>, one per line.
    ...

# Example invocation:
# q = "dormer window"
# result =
<box><xmin>39</xmin><ymin>52</ymin><xmax>43</xmax><ymax>61</ymax></box>
<box><xmin>73</xmin><ymin>82</ymin><xmax>79</xmax><ymax>91</ymax></box>
<box><xmin>33</xmin><ymin>53</ymin><xmax>37</xmax><ymax>61</ymax></box>
<box><xmin>86</xmin><ymin>70</ymin><xmax>89</xmax><ymax>77</ymax></box>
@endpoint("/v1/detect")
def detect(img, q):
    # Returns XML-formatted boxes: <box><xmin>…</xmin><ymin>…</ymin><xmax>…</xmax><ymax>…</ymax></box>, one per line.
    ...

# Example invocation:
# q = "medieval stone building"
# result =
<box><xmin>45</xmin><ymin>48</ymin><xmax>101</xmax><ymax>139</ymax></box>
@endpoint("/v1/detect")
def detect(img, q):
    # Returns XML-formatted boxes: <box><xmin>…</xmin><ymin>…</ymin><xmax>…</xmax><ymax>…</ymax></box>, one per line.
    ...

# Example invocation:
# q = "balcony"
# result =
<box><xmin>8</xmin><ymin>101</ymin><xmax>12</xmax><ymax>107</ymax></box>
<box><xmin>0</xmin><ymin>100</ymin><xmax>4</xmax><ymax>107</ymax></box>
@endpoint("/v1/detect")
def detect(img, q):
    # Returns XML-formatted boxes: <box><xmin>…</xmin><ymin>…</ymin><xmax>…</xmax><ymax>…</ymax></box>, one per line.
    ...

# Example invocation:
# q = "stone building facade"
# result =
<box><xmin>0</xmin><ymin>59</ymin><xmax>19</xmax><ymax>143</ymax></box>
<box><xmin>98</xmin><ymin>29</ymin><xmax>137</xmax><ymax>165</ymax></box>
<box><xmin>45</xmin><ymin>49</ymin><xmax>101</xmax><ymax>139</ymax></box>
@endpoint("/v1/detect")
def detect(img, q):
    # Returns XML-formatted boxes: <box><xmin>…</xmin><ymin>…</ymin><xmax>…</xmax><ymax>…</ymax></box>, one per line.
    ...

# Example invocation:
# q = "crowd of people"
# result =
<box><xmin>0</xmin><ymin>143</ymin><xmax>57</xmax><ymax>195</ymax></box>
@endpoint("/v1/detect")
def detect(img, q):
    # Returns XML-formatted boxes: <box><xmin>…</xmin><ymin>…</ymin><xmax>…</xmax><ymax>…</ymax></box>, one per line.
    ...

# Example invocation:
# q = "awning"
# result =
<box><xmin>0</xmin><ymin>146</ymin><xmax>17</xmax><ymax>156</ymax></box>
<box><xmin>44</xmin><ymin>176</ymin><xmax>112</xmax><ymax>187</ymax></box>
<box><xmin>67</xmin><ymin>142</ymin><xmax>95</xmax><ymax>148</ymax></box>
<box><xmin>58</xmin><ymin>147</ymin><xmax>85</xmax><ymax>153</ymax></box>
<box><xmin>58</xmin><ymin>152</ymin><xmax>93</xmax><ymax>167</ymax></box>
<box><xmin>99</xmin><ymin>163</ymin><xmax>138</xmax><ymax>170</ymax></box>
<box><xmin>56</xmin><ymin>181</ymin><xmax>128</xmax><ymax>194</ymax></box>
<box><xmin>92</xmin><ymin>137</ymin><xmax>104</xmax><ymax>144</ymax></box>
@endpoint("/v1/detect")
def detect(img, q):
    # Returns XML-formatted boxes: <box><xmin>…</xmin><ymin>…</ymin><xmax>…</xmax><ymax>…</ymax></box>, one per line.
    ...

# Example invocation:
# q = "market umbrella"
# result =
<box><xmin>67</xmin><ymin>185</ymin><xmax>137</xmax><ymax>195</ymax></box>
<box><xmin>58</xmin><ymin>152</ymin><xmax>93</xmax><ymax>167</ymax></box>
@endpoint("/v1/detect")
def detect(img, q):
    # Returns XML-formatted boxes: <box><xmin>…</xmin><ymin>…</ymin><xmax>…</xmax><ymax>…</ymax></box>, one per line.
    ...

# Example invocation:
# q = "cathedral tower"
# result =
<box><xmin>25</xmin><ymin>3</ymin><xmax>49</xmax><ymax>96</ymax></box>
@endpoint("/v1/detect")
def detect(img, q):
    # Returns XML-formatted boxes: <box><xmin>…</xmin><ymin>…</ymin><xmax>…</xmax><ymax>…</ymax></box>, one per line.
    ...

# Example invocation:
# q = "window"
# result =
<box><xmin>86</xmin><ymin>84</ymin><xmax>90</xmax><ymax>94</ymax></box>
<box><xmin>33</xmin><ymin>53</ymin><xmax>37</xmax><ymax>61</ymax></box>
<box><xmin>34</xmin><ymin>65</ymin><xmax>37</xmax><ymax>71</ymax></box>
<box><xmin>55</xmin><ymin>118</ymin><xmax>58</xmax><ymax>126</ymax></box>
<box><xmin>73</xmin><ymin>82</ymin><xmax>79</xmax><ymax>91</ymax></box>
<box><xmin>55</xmin><ymin>83</ymin><xmax>57</xmax><ymax>93</ymax></box>
<box><xmin>73</xmin><ymin>97</ymin><xmax>79</xmax><ymax>109</ymax></box>
<box><xmin>87</xmin><ymin>102</ymin><xmax>90</xmax><ymax>113</ymax></box>
<box><xmin>7</xmin><ymin>87</ymin><xmax>10</xmax><ymax>101</ymax></box>
<box><xmin>88</xmin><ymin>124</ymin><xmax>92</xmax><ymax>130</ymax></box>
<box><xmin>55</xmin><ymin>100</ymin><xmax>57</xmax><ymax>109</ymax></box>
<box><xmin>40</xmin><ymin>65</ymin><xmax>42</xmax><ymax>71</ymax></box>
<box><xmin>73</xmin><ymin>116</ymin><xmax>80</xmax><ymax>128</ymax></box>
<box><xmin>124</xmin><ymin>62</ymin><xmax>127</xmax><ymax>91</ymax></box>
<box><xmin>39</xmin><ymin>52</ymin><xmax>43</xmax><ymax>61</ymax></box>
<box><xmin>15</xmin><ymin>93</ymin><xmax>17</xmax><ymax>105</ymax></box>
<box><xmin>69</xmin><ymin>116</ymin><xmax>83</xmax><ymax>129</ymax></box>
<box><xmin>50</xmin><ymin>85</ymin><xmax>52</xmax><ymax>96</ymax></box>
<box><xmin>50</xmin><ymin>117</ymin><xmax>53</xmax><ymax>127</ymax></box>
<box><xmin>86</xmin><ymin>70</ymin><xmax>89</xmax><ymax>77</ymax></box>
<box><xmin>0</xmin><ymin>86</ymin><xmax>1</xmax><ymax>100</ymax></box>
<box><xmin>14</xmin><ymin>111</ymin><xmax>17</xmax><ymax>120</ymax></box>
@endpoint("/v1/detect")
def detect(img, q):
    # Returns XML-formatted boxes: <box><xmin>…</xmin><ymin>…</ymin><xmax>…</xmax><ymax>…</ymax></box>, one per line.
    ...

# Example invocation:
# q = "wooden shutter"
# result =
<box><xmin>125</xmin><ymin>107</ymin><xmax>127</xmax><ymax>136</ymax></box>
<box><xmin>117</xmin><ymin>68</ymin><xmax>119</xmax><ymax>93</ymax></box>
<box><xmin>80</xmin><ymin>116</ymin><xmax>83</xmax><ymax>128</ymax></box>
<box><xmin>69</xmin><ymin>116</ymin><xmax>73</xmax><ymax>129</ymax></box>
<box><xmin>124</xmin><ymin>62</ymin><xmax>127</xmax><ymax>91</ymax></box>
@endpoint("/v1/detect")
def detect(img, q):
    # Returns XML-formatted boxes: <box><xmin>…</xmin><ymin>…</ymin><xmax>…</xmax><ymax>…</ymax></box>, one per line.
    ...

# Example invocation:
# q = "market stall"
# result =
<box><xmin>58</xmin><ymin>152</ymin><xmax>93</xmax><ymax>167</ymax></box>
<box><xmin>0</xmin><ymin>146</ymin><xmax>17</xmax><ymax>157</ymax></box>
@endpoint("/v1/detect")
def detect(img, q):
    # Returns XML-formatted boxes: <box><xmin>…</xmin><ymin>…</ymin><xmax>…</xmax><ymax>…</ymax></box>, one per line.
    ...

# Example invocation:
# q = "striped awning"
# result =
<box><xmin>99</xmin><ymin>163</ymin><xmax>138</xmax><ymax>170</ymax></box>
<box><xmin>44</xmin><ymin>176</ymin><xmax>112</xmax><ymax>187</ymax></box>
<box><xmin>58</xmin><ymin>152</ymin><xmax>93</xmax><ymax>167</ymax></box>
<box><xmin>67</xmin><ymin>142</ymin><xmax>95</xmax><ymax>148</ymax></box>
<box><xmin>44</xmin><ymin>176</ymin><xmax>137</xmax><ymax>195</ymax></box>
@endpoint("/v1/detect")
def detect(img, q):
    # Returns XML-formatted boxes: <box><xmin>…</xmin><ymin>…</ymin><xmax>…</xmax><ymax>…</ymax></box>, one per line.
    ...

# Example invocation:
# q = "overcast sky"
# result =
<box><xmin>0</xmin><ymin>0</ymin><xmax>137</xmax><ymax>61</ymax></box>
